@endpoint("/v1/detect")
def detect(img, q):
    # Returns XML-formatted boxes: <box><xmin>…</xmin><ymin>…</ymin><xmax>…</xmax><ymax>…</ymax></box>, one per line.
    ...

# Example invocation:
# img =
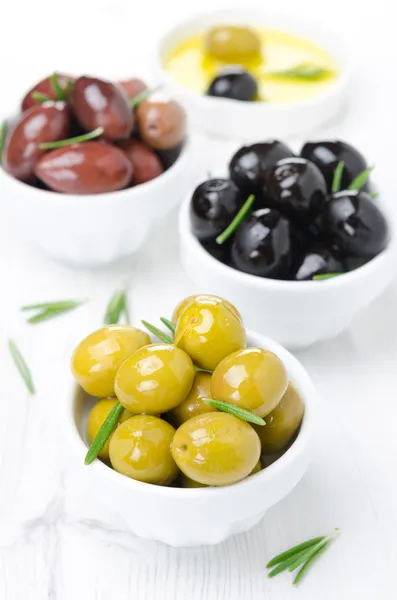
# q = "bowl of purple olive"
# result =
<box><xmin>179</xmin><ymin>139</ymin><xmax>397</xmax><ymax>348</ymax></box>
<box><xmin>0</xmin><ymin>73</ymin><xmax>193</xmax><ymax>266</ymax></box>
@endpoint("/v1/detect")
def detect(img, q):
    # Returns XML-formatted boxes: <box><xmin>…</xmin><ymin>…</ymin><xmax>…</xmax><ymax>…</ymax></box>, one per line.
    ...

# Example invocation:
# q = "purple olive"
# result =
<box><xmin>34</xmin><ymin>141</ymin><xmax>133</xmax><ymax>194</ymax></box>
<box><xmin>3</xmin><ymin>102</ymin><xmax>70</xmax><ymax>181</ymax></box>
<box><xmin>71</xmin><ymin>76</ymin><xmax>133</xmax><ymax>141</ymax></box>
<box><xmin>21</xmin><ymin>74</ymin><xmax>75</xmax><ymax>111</ymax></box>
<box><xmin>118</xmin><ymin>78</ymin><xmax>147</xmax><ymax>101</ymax></box>
<box><xmin>119</xmin><ymin>138</ymin><xmax>164</xmax><ymax>185</ymax></box>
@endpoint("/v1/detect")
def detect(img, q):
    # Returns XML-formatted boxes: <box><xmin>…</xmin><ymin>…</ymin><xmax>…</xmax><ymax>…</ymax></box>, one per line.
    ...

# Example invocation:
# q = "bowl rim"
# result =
<box><xmin>0</xmin><ymin>115</ymin><xmax>192</xmax><ymax>205</ymax></box>
<box><xmin>66</xmin><ymin>329</ymin><xmax>316</xmax><ymax>497</ymax></box>
<box><xmin>178</xmin><ymin>179</ymin><xmax>397</xmax><ymax>292</ymax></box>
<box><xmin>153</xmin><ymin>7</ymin><xmax>355</xmax><ymax>113</ymax></box>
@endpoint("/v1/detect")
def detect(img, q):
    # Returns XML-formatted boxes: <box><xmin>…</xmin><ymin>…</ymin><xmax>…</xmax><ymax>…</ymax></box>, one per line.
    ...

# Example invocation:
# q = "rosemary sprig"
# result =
<box><xmin>141</xmin><ymin>320</ymin><xmax>173</xmax><ymax>344</ymax></box>
<box><xmin>130</xmin><ymin>85</ymin><xmax>162</xmax><ymax>109</ymax></box>
<box><xmin>39</xmin><ymin>127</ymin><xmax>104</xmax><ymax>150</ymax></box>
<box><xmin>8</xmin><ymin>339</ymin><xmax>35</xmax><ymax>395</ymax></box>
<box><xmin>203</xmin><ymin>398</ymin><xmax>266</xmax><ymax>426</ymax></box>
<box><xmin>0</xmin><ymin>120</ymin><xmax>7</xmax><ymax>161</ymax></box>
<box><xmin>21</xmin><ymin>299</ymin><xmax>86</xmax><ymax>324</ymax></box>
<box><xmin>50</xmin><ymin>72</ymin><xmax>73</xmax><ymax>101</ymax></box>
<box><xmin>267</xmin><ymin>63</ymin><xmax>334</xmax><ymax>81</ymax></box>
<box><xmin>31</xmin><ymin>91</ymin><xmax>52</xmax><ymax>103</ymax></box>
<box><xmin>266</xmin><ymin>529</ymin><xmax>339</xmax><ymax>586</ymax></box>
<box><xmin>369</xmin><ymin>192</ymin><xmax>379</xmax><ymax>199</ymax></box>
<box><xmin>160</xmin><ymin>317</ymin><xmax>176</xmax><ymax>334</ymax></box>
<box><xmin>348</xmin><ymin>167</ymin><xmax>373</xmax><ymax>191</ymax></box>
<box><xmin>331</xmin><ymin>161</ymin><xmax>344</xmax><ymax>194</ymax></box>
<box><xmin>312</xmin><ymin>273</ymin><xmax>342</xmax><ymax>280</ymax></box>
<box><xmin>85</xmin><ymin>402</ymin><xmax>124</xmax><ymax>465</ymax></box>
<box><xmin>104</xmin><ymin>289</ymin><xmax>130</xmax><ymax>325</ymax></box>
<box><xmin>216</xmin><ymin>194</ymin><xmax>255</xmax><ymax>245</ymax></box>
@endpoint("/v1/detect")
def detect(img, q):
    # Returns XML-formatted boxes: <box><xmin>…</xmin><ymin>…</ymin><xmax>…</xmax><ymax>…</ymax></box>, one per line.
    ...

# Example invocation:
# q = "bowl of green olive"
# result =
<box><xmin>66</xmin><ymin>294</ymin><xmax>316</xmax><ymax>546</ymax></box>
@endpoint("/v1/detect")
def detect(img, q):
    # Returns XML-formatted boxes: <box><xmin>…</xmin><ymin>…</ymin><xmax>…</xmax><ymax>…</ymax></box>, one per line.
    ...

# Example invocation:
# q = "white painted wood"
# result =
<box><xmin>1</xmin><ymin>0</ymin><xmax>397</xmax><ymax>597</ymax></box>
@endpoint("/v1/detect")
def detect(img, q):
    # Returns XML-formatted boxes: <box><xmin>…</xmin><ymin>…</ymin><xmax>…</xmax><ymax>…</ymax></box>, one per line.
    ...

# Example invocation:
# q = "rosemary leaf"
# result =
<box><xmin>268</xmin><ymin>63</ymin><xmax>334</xmax><ymax>81</ymax></box>
<box><xmin>203</xmin><ymin>398</ymin><xmax>265</xmax><ymax>426</ymax></box>
<box><xmin>104</xmin><ymin>289</ymin><xmax>129</xmax><ymax>325</ymax></box>
<box><xmin>22</xmin><ymin>299</ymin><xmax>86</xmax><ymax>324</ymax></box>
<box><xmin>0</xmin><ymin>120</ymin><xmax>7</xmax><ymax>160</ymax></box>
<box><xmin>216</xmin><ymin>194</ymin><xmax>255</xmax><ymax>245</ymax></box>
<box><xmin>141</xmin><ymin>320</ymin><xmax>173</xmax><ymax>344</ymax></box>
<box><xmin>39</xmin><ymin>127</ymin><xmax>104</xmax><ymax>150</ymax></box>
<box><xmin>50</xmin><ymin>72</ymin><xmax>67</xmax><ymax>100</ymax></box>
<box><xmin>130</xmin><ymin>85</ymin><xmax>162</xmax><ymax>108</ymax></box>
<box><xmin>331</xmin><ymin>161</ymin><xmax>345</xmax><ymax>194</ymax></box>
<box><xmin>293</xmin><ymin>540</ymin><xmax>330</xmax><ymax>585</ymax></box>
<box><xmin>8</xmin><ymin>339</ymin><xmax>35</xmax><ymax>395</ymax></box>
<box><xmin>31</xmin><ymin>91</ymin><xmax>52</xmax><ymax>103</ymax></box>
<box><xmin>312</xmin><ymin>273</ymin><xmax>342</xmax><ymax>281</ymax></box>
<box><xmin>268</xmin><ymin>545</ymin><xmax>318</xmax><ymax>578</ymax></box>
<box><xmin>288</xmin><ymin>538</ymin><xmax>329</xmax><ymax>572</ymax></box>
<box><xmin>266</xmin><ymin>536</ymin><xmax>325</xmax><ymax>568</ymax></box>
<box><xmin>160</xmin><ymin>317</ymin><xmax>176</xmax><ymax>334</ymax></box>
<box><xmin>347</xmin><ymin>167</ymin><xmax>373</xmax><ymax>191</ymax></box>
<box><xmin>85</xmin><ymin>402</ymin><xmax>123</xmax><ymax>465</ymax></box>
<box><xmin>369</xmin><ymin>192</ymin><xmax>379</xmax><ymax>199</ymax></box>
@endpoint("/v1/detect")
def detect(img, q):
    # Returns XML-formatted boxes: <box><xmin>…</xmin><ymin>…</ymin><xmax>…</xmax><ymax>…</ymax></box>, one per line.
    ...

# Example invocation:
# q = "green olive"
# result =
<box><xmin>87</xmin><ymin>398</ymin><xmax>133</xmax><ymax>461</ymax></box>
<box><xmin>109</xmin><ymin>415</ymin><xmax>179</xmax><ymax>485</ymax></box>
<box><xmin>167</xmin><ymin>372</ymin><xmax>215</xmax><ymax>427</ymax></box>
<box><xmin>250</xmin><ymin>460</ymin><xmax>262</xmax><ymax>475</ymax></box>
<box><xmin>180</xmin><ymin>473</ymin><xmax>208</xmax><ymax>488</ymax></box>
<box><xmin>71</xmin><ymin>325</ymin><xmax>150</xmax><ymax>397</ymax></box>
<box><xmin>114</xmin><ymin>343</ymin><xmax>195</xmax><ymax>414</ymax></box>
<box><xmin>172</xmin><ymin>294</ymin><xmax>242</xmax><ymax>324</ymax></box>
<box><xmin>204</xmin><ymin>26</ymin><xmax>261</xmax><ymax>64</ymax></box>
<box><xmin>174</xmin><ymin>300</ymin><xmax>247</xmax><ymax>371</ymax></box>
<box><xmin>171</xmin><ymin>412</ymin><xmax>260</xmax><ymax>486</ymax></box>
<box><xmin>210</xmin><ymin>348</ymin><xmax>288</xmax><ymax>418</ymax></box>
<box><xmin>254</xmin><ymin>382</ymin><xmax>304</xmax><ymax>454</ymax></box>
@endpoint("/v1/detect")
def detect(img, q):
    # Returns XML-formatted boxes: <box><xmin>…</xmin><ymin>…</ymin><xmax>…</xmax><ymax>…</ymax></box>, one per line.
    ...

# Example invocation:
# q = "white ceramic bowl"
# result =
<box><xmin>179</xmin><ymin>188</ymin><xmax>397</xmax><ymax>349</ymax></box>
<box><xmin>66</xmin><ymin>330</ymin><xmax>315</xmax><ymax>547</ymax></box>
<box><xmin>153</xmin><ymin>9</ymin><xmax>354</xmax><ymax>140</ymax></box>
<box><xmin>0</xmin><ymin>132</ymin><xmax>194</xmax><ymax>267</ymax></box>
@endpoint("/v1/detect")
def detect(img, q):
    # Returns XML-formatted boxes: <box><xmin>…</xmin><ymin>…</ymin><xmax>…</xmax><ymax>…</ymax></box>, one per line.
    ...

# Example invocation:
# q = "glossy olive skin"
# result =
<box><xmin>204</xmin><ymin>26</ymin><xmax>261</xmax><ymax>64</ymax></box>
<box><xmin>254</xmin><ymin>382</ymin><xmax>304</xmax><ymax>454</ymax></box>
<box><xmin>109</xmin><ymin>416</ymin><xmax>179</xmax><ymax>485</ymax></box>
<box><xmin>294</xmin><ymin>244</ymin><xmax>345</xmax><ymax>280</ymax></box>
<box><xmin>172</xmin><ymin>294</ymin><xmax>242</xmax><ymax>325</ymax></box>
<box><xmin>71</xmin><ymin>325</ymin><xmax>150</xmax><ymax>397</ymax></box>
<box><xmin>72</xmin><ymin>76</ymin><xmax>133</xmax><ymax>141</ymax></box>
<box><xmin>168</xmin><ymin>372</ymin><xmax>215</xmax><ymax>427</ymax></box>
<box><xmin>35</xmin><ymin>141</ymin><xmax>133</xmax><ymax>194</ymax></box>
<box><xmin>320</xmin><ymin>190</ymin><xmax>388</xmax><ymax>261</ymax></box>
<box><xmin>190</xmin><ymin>178</ymin><xmax>245</xmax><ymax>241</ymax></box>
<box><xmin>119</xmin><ymin>138</ymin><xmax>164</xmax><ymax>185</ymax></box>
<box><xmin>263</xmin><ymin>158</ymin><xmax>327</xmax><ymax>225</ymax></box>
<box><xmin>229</xmin><ymin>141</ymin><xmax>295</xmax><ymax>194</ymax></box>
<box><xmin>301</xmin><ymin>140</ymin><xmax>369</xmax><ymax>192</ymax></box>
<box><xmin>230</xmin><ymin>208</ymin><xmax>292</xmax><ymax>279</ymax></box>
<box><xmin>180</xmin><ymin>474</ymin><xmax>207</xmax><ymax>488</ymax></box>
<box><xmin>207</xmin><ymin>67</ymin><xmax>257</xmax><ymax>101</ymax></box>
<box><xmin>172</xmin><ymin>412</ymin><xmax>261</xmax><ymax>486</ymax></box>
<box><xmin>87</xmin><ymin>398</ymin><xmax>133</xmax><ymax>461</ymax></box>
<box><xmin>114</xmin><ymin>344</ymin><xmax>195</xmax><ymax>414</ymax></box>
<box><xmin>174</xmin><ymin>300</ymin><xmax>247</xmax><ymax>371</ymax></box>
<box><xmin>21</xmin><ymin>74</ymin><xmax>74</xmax><ymax>111</ymax></box>
<box><xmin>118</xmin><ymin>78</ymin><xmax>147</xmax><ymax>101</ymax></box>
<box><xmin>3</xmin><ymin>102</ymin><xmax>70</xmax><ymax>181</ymax></box>
<box><xmin>136</xmin><ymin>98</ymin><xmax>186</xmax><ymax>150</ymax></box>
<box><xmin>211</xmin><ymin>348</ymin><xmax>288</xmax><ymax>418</ymax></box>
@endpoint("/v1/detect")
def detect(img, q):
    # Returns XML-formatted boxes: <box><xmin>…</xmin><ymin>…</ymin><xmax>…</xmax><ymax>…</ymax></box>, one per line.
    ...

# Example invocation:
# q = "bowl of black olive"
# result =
<box><xmin>179</xmin><ymin>139</ymin><xmax>397</xmax><ymax>348</ymax></box>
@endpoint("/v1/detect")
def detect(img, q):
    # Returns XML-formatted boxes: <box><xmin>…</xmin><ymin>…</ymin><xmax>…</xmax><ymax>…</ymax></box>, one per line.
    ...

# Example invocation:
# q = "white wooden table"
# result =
<box><xmin>1</xmin><ymin>0</ymin><xmax>397</xmax><ymax>597</ymax></box>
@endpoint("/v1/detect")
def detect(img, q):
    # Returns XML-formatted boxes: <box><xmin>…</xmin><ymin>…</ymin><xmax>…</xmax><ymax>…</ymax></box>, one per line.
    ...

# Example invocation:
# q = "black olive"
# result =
<box><xmin>190</xmin><ymin>178</ymin><xmax>245</xmax><ymax>241</ymax></box>
<box><xmin>293</xmin><ymin>244</ymin><xmax>345</xmax><ymax>281</ymax></box>
<box><xmin>300</xmin><ymin>140</ymin><xmax>369</xmax><ymax>193</ymax></box>
<box><xmin>263</xmin><ymin>158</ymin><xmax>327</xmax><ymax>226</ymax></box>
<box><xmin>319</xmin><ymin>189</ymin><xmax>388</xmax><ymax>261</ymax></box>
<box><xmin>206</xmin><ymin>67</ymin><xmax>257</xmax><ymax>101</ymax></box>
<box><xmin>229</xmin><ymin>140</ymin><xmax>295</xmax><ymax>194</ymax></box>
<box><xmin>230</xmin><ymin>208</ymin><xmax>292</xmax><ymax>278</ymax></box>
<box><xmin>156</xmin><ymin>142</ymin><xmax>184</xmax><ymax>169</ymax></box>
<box><xmin>200</xmin><ymin>239</ymin><xmax>232</xmax><ymax>264</ymax></box>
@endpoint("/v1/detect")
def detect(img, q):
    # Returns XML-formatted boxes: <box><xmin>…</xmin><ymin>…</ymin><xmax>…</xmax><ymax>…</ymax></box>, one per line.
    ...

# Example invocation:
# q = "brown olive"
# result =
<box><xmin>3</xmin><ymin>102</ymin><xmax>70</xmax><ymax>182</ymax></box>
<box><xmin>118</xmin><ymin>138</ymin><xmax>164</xmax><ymax>184</ymax></box>
<box><xmin>21</xmin><ymin>74</ymin><xmax>75</xmax><ymax>111</ymax></box>
<box><xmin>118</xmin><ymin>78</ymin><xmax>147</xmax><ymax>101</ymax></box>
<box><xmin>136</xmin><ymin>98</ymin><xmax>186</xmax><ymax>150</ymax></box>
<box><xmin>72</xmin><ymin>76</ymin><xmax>133</xmax><ymax>141</ymax></box>
<box><xmin>35</xmin><ymin>141</ymin><xmax>133</xmax><ymax>194</ymax></box>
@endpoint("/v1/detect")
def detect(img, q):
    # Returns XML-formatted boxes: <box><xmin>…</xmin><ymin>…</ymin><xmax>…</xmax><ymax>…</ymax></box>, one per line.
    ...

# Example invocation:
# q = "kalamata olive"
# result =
<box><xmin>136</xmin><ymin>98</ymin><xmax>186</xmax><ymax>150</ymax></box>
<box><xmin>118</xmin><ymin>78</ymin><xmax>147</xmax><ymax>101</ymax></box>
<box><xmin>118</xmin><ymin>139</ymin><xmax>163</xmax><ymax>185</ymax></box>
<box><xmin>3</xmin><ymin>102</ymin><xmax>70</xmax><ymax>182</ymax></box>
<box><xmin>204</xmin><ymin>26</ymin><xmax>261</xmax><ymax>64</ymax></box>
<box><xmin>21</xmin><ymin>74</ymin><xmax>74</xmax><ymax>111</ymax></box>
<box><xmin>229</xmin><ymin>141</ymin><xmax>295</xmax><ymax>194</ymax></box>
<box><xmin>263</xmin><ymin>158</ymin><xmax>327</xmax><ymax>225</ymax></box>
<box><xmin>301</xmin><ymin>140</ymin><xmax>369</xmax><ymax>192</ymax></box>
<box><xmin>71</xmin><ymin>76</ymin><xmax>133</xmax><ymax>141</ymax></box>
<box><xmin>35</xmin><ymin>141</ymin><xmax>133</xmax><ymax>194</ymax></box>
<box><xmin>230</xmin><ymin>208</ymin><xmax>292</xmax><ymax>278</ymax></box>
<box><xmin>206</xmin><ymin>67</ymin><xmax>258</xmax><ymax>101</ymax></box>
<box><xmin>319</xmin><ymin>190</ymin><xmax>388</xmax><ymax>261</ymax></box>
<box><xmin>294</xmin><ymin>244</ymin><xmax>345</xmax><ymax>280</ymax></box>
<box><xmin>190</xmin><ymin>178</ymin><xmax>245</xmax><ymax>241</ymax></box>
<box><xmin>156</xmin><ymin>143</ymin><xmax>184</xmax><ymax>169</ymax></box>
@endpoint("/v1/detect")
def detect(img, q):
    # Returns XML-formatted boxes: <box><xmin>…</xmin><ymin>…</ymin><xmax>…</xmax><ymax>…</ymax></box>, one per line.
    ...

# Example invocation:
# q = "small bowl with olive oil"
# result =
<box><xmin>154</xmin><ymin>9</ymin><xmax>354</xmax><ymax>140</ymax></box>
